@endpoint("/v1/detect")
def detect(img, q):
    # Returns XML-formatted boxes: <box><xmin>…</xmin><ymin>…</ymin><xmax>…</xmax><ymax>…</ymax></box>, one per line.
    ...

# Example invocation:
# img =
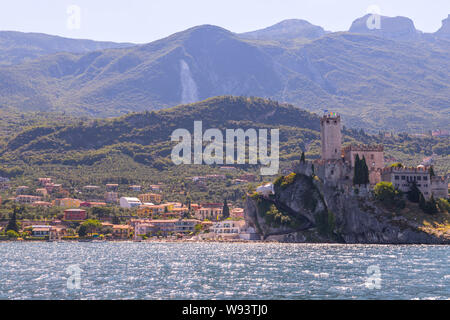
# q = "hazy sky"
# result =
<box><xmin>0</xmin><ymin>0</ymin><xmax>449</xmax><ymax>43</ymax></box>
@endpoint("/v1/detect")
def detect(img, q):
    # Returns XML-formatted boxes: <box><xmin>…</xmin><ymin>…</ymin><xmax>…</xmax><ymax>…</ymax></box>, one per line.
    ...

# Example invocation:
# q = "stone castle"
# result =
<box><xmin>295</xmin><ymin>113</ymin><xmax>448</xmax><ymax>199</ymax></box>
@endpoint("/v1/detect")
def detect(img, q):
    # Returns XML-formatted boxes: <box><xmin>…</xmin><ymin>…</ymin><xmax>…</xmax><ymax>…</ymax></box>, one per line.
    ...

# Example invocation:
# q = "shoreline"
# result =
<box><xmin>1</xmin><ymin>239</ymin><xmax>449</xmax><ymax>245</ymax></box>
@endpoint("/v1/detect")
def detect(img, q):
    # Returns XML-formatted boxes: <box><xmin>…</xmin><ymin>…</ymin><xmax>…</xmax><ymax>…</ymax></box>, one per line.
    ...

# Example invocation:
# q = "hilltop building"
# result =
<box><xmin>129</xmin><ymin>185</ymin><xmax>141</xmax><ymax>192</ymax></box>
<box><xmin>106</xmin><ymin>184</ymin><xmax>119</xmax><ymax>191</ymax></box>
<box><xmin>52</xmin><ymin>198</ymin><xmax>81</xmax><ymax>207</ymax></box>
<box><xmin>294</xmin><ymin>112</ymin><xmax>448</xmax><ymax>199</ymax></box>
<box><xmin>303</xmin><ymin>112</ymin><xmax>384</xmax><ymax>186</ymax></box>
<box><xmin>105</xmin><ymin>192</ymin><xmax>118</xmax><ymax>203</ymax></box>
<box><xmin>381</xmin><ymin>166</ymin><xmax>432</xmax><ymax>198</ymax></box>
<box><xmin>381</xmin><ymin>165</ymin><xmax>448</xmax><ymax>200</ymax></box>
<box><xmin>15</xmin><ymin>195</ymin><xmax>42</xmax><ymax>204</ymax></box>
<box><xmin>138</xmin><ymin>193</ymin><xmax>162</xmax><ymax>204</ymax></box>
<box><xmin>119</xmin><ymin>197</ymin><xmax>142</xmax><ymax>209</ymax></box>
<box><xmin>63</xmin><ymin>209</ymin><xmax>87</xmax><ymax>221</ymax></box>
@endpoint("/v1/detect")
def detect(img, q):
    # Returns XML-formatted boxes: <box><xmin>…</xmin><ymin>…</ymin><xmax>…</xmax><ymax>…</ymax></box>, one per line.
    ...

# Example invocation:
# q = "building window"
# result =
<box><xmin>401</xmin><ymin>176</ymin><xmax>405</xmax><ymax>180</ymax></box>
<box><xmin>423</xmin><ymin>176</ymin><xmax>428</xmax><ymax>181</ymax></box>
<box><xmin>371</xmin><ymin>154</ymin><xmax>374</xmax><ymax>160</ymax></box>
<box><xmin>417</xmin><ymin>176</ymin><xmax>421</xmax><ymax>181</ymax></box>
<box><xmin>395</xmin><ymin>175</ymin><xmax>399</xmax><ymax>180</ymax></box>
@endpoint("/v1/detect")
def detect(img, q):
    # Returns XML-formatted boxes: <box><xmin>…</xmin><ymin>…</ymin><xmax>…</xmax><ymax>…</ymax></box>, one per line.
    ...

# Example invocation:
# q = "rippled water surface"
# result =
<box><xmin>0</xmin><ymin>242</ymin><xmax>448</xmax><ymax>299</ymax></box>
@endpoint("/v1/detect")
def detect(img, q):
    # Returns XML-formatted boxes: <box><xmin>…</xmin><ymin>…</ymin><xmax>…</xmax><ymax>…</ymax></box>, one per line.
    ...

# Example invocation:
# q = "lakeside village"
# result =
<box><xmin>0</xmin><ymin>113</ymin><xmax>448</xmax><ymax>242</ymax></box>
<box><xmin>0</xmin><ymin>172</ymin><xmax>264</xmax><ymax>241</ymax></box>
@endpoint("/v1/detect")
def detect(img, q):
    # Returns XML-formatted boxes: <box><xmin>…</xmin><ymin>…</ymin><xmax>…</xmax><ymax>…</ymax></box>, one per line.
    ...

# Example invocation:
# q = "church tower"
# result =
<box><xmin>320</xmin><ymin>113</ymin><xmax>342</xmax><ymax>160</ymax></box>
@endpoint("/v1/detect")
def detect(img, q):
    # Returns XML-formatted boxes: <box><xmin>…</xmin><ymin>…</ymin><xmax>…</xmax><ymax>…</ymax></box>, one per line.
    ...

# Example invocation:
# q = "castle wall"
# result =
<box><xmin>343</xmin><ymin>149</ymin><xmax>384</xmax><ymax>171</ymax></box>
<box><xmin>431</xmin><ymin>177</ymin><xmax>449</xmax><ymax>199</ymax></box>
<box><xmin>343</xmin><ymin>146</ymin><xmax>384</xmax><ymax>185</ymax></box>
<box><xmin>298</xmin><ymin>159</ymin><xmax>352</xmax><ymax>187</ymax></box>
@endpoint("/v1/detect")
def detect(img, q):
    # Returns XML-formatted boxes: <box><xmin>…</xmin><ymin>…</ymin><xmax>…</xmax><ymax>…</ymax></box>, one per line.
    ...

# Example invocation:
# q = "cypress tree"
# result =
<box><xmin>429</xmin><ymin>166</ymin><xmax>435</xmax><ymax>177</ymax></box>
<box><xmin>112</xmin><ymin>215</ymin><xmax>120</xmax><ymax>224</ymax></box>
<box><xmin>6</xmin><ymin>208</ymin><xmax>19</xmax><ymax>233</ymax></box>
<box><xmin>361</xmin><ymin>156</ymin><xmax>369</xmax><ymax>185</ymax></box>
<box><xmin>300</xmin><ymin>152</ymin><xmax>306</xmax><ymax>163</ymax></box>
<box><xmin>425</xmin><ymin>195</ymin><xmax>438</xmax><ymax>214</ymax></box>
<box><xmin>419</xmin><ymin>193</ymin><xmax>426</xmax><ymax>210</ymax></box>
<box><xmin>407</xmin><ymin>181</ymin><xmax>421</xmax><ymax>203</ymax></box>
<box><xmin>353</xmin><ymin>154</ymin><xmax>361</xmax><ymax>185</ymax></box>
<box><xmin>222</xmin><ymin>199</ymin><xmax>230</xmax><ymax>220</ymax></box>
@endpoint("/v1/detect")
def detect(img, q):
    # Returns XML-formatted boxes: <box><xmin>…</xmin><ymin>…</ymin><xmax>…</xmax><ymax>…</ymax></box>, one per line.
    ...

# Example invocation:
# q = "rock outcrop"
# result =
<box><xmin>349</xmin><ymin>14</ymin><xmax>422</xmax><ymax>41</ymax></box>
<box><xmin>435</xmin><ymin>14</ymin><xmax>450</xmax><ymax>39</ymax></box>
<box><xmin>244</xmin><ymin>171</ymin><xmax>449</xmax><ymax>244</ymax></box>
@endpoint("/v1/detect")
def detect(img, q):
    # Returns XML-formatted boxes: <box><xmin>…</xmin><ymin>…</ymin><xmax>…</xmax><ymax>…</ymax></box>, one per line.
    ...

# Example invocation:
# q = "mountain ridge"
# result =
<box><xmin>0</xmin><ymin>15</ymin><xmax>448</xmax><ymax>132</ymax></box>
<box><xmin>239</xmin><ymin>19</ymin><xmax>329</xmax><ymax>41</ymax></box>
<box><xmin>0</xmin><ymin>30</ymin><xmax>135</xmax><ymax>65</ymax></box>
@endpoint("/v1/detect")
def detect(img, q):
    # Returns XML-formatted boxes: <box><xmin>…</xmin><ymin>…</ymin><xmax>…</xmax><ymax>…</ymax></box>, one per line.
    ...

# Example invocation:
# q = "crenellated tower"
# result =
<box><xmin>320</xmin><ymin>113</ymin><xmax>341</xmax><ymax>161</ymax></box>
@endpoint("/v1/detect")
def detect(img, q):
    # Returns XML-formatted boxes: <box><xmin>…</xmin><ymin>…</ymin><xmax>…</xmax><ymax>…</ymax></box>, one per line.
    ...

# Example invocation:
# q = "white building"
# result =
<box><xmin>134</xmin><ymin>222</ymin><xmax>156</xmax><ymax>239</ymax></box>
<box><xmin>256</xmin><ymin>183</ymin><xmax>274</xmax><ymax>196</ymax></box>
<box><xmin>212</xmin><ymin>220</ymin><xmax>246</xmax><ymax>238</ymax></box>
<box><xmin>381</xmin><ymin>166</ymin><xmax>431</xmax><ymax>198</ymax></box>
<box><xmin>119</xmin><ymin>197</ymin><xmax>142</xmax><ymax>208</ymax></box>
<box><xmin>212</xmin><ymin>220</ymin><xmax>260</xmax><ymax>240</ymax></box>
<box><xmin>381</xmin><ymin>165</ymin><xmax>448</xmax><ymax>200</ymax></box>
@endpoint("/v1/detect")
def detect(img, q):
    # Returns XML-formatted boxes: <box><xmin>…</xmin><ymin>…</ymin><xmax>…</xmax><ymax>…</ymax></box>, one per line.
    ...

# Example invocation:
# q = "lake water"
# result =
<box><xmin>0</xmin><ymin>242</ymin><xmax>448</xmax><ymax>299</ymax></box>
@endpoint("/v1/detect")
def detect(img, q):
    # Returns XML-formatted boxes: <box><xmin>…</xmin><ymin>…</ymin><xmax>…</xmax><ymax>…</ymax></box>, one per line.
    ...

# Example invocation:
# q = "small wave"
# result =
<box><xmin>313</xmin><ymin>273</ymin><xmax>330</xmax><ymax>279</ymax></box>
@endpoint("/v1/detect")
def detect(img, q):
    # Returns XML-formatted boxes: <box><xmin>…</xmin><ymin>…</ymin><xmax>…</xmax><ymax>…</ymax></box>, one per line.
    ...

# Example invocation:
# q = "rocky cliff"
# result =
<box><xmin>244</xmin><ymin>171</ymin><xmax>449</xmax><ymax>244</ymax></box>
<box><xmin>435</xmin><ymin>15</ymin><xmax>450</xmax><ymax>39</ymax></box>
<box><xmin>349</xmin><ymin>14</ymin><xmax>421</xmax><ymax>41</ymax></box>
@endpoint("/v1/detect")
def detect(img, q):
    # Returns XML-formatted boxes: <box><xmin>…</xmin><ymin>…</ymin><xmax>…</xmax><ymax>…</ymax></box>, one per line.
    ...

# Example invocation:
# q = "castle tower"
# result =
<box><xmin>320</xmin><ymin>113</ymin><xmax>341</xmax><ymax>160</ymax></box>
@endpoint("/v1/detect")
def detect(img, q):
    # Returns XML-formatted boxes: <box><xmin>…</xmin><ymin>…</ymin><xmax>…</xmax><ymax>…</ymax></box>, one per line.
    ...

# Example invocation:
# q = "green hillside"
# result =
<box><xmin>0</xmin><ymin>96</ymin><xmax>447</xmax><ymax>205</ymax></box>
<box><xmin>0</xmin><ymin>31</ymin><xmax>134</xmax><ymax>66</ymax></box>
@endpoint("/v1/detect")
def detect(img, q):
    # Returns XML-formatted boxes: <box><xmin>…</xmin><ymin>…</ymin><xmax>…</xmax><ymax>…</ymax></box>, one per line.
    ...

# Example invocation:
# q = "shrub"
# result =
<box><xmin>274</xmin><ymin>173</ymin><xmax>297</xmax><ymax>190</ymax></box>
<box><xmin>265</xmin><ymin>204</ymin><xmax>291</xmax><ymax>226</ymax></box>
<box><xmin>390</xmin><ymin>163</ymin><xmax>404</xmax><ymax>168</ymax></box>
<box><xmin>6</xmin><ymin>230</ymin><xmax>19</xmax><ymax>239</ymax></box>
<box><xmin>373</xmin><ymin>182</ymin><xmax>403</xmax><ymax>208</ymax></box>
<box><xmin>420</xmin><ymin>195</ymin><xmax>438</xmax><ymax>215</ymax></box>
<box><xmin>437</xmin><ymin>198</ymin><xmax>450</xmax><ymax>213</ymax></box>
<box><xmin>407</xmin><ymin>181</ymin><xmax>422</xmax><ymax>203</ymax></box>
<box><xmin>61</xmin><ymin>236</ymin><xmax>79</xmax><ymax>240</ymax></box>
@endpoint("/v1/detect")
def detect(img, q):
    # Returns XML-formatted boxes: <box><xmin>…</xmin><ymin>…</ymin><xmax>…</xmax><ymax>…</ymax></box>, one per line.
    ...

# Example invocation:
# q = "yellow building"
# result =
<box><xmin>138</xmin><ymin>193</ymin><xmax>162</xmax><ymax>204</ymax></box>
<box><xmin>112</xmin><ymin>225</ymin><xmax>133</xmax><ymax>239</ymax></box>
<box><xmin>52</xmin><ymin>198</ymin><xmax>82</xmax><ymax>208</ymax></box>
<box><xmin>137</xmin><ymin>203</ymin><xmax>174</xmax><ymax>217</ymax></box>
